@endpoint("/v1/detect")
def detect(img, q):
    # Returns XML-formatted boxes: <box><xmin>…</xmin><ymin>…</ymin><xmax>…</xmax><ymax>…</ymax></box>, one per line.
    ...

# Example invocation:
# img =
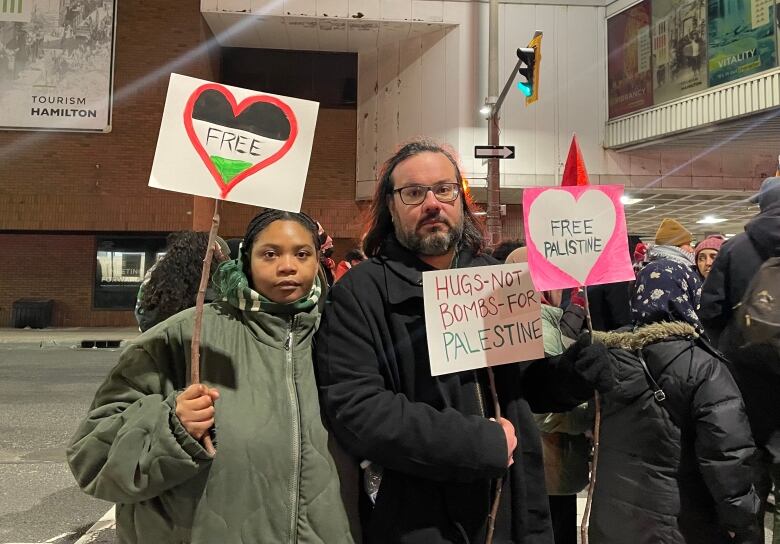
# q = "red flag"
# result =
<box><xmin>561</xmin><ymin>134</ymin><xmax>590</xmax><ymax>186</ymax></box>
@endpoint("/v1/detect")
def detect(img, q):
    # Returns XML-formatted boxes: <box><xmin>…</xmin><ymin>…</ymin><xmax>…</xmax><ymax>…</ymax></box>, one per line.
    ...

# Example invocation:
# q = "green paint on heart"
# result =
<box><xmin>210</xmin><ymin>156</ymin><xmax>254</xmax><ymax>184</ymax></box>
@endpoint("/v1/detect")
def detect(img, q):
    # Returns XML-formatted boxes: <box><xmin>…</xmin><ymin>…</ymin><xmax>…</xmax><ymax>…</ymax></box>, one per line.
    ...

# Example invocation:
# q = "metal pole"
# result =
<box><xmin>486</xmin><ymin>0</ymin><xmax>502</xmax><ymax>245</ymax></box>
<box><xmin>489</xmin><ymin>0</ymin><xmax>498</xmax><ymax>94</ymax></box>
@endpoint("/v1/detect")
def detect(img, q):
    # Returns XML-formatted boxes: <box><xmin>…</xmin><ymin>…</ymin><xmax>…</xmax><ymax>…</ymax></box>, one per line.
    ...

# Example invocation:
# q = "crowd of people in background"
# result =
<box><xmin>481</xmin><ymin>193</ymin><xmax>779</xmax><ymax>544</ymax></box>
<box><xmin>69</xmin><ymin>139</ymin><xmax>780</xmax><ymax>544</ymax></box>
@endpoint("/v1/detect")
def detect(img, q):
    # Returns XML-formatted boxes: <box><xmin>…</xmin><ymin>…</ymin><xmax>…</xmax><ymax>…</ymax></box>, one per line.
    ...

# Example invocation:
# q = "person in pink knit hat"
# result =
<box><xmin>694</xmin><ymin>235</ymin><xmax>725</xmax><ymax>279</ymax></box>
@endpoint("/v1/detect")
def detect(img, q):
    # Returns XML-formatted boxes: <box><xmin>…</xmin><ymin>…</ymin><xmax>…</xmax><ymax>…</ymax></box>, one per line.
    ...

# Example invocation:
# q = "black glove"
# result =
<box><xmin>567</xmin><ymin>333</ymin><xmax>615</xmax><ymax>394</ymax></box>
<box><xmin>560</xmin><ymin>331</ymin><xmax>591</xmax><ymax>360</ymax></box>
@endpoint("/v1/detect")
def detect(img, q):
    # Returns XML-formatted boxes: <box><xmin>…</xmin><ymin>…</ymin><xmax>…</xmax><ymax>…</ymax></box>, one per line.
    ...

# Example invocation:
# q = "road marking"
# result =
<box><xmin>73</xmin><ymin>506</ymin><xmax>116</xmax><ymax>544</ymax></box>
<box><xmin>45</xmin><ymin>532</ymin><xmax>75</xmax><ymax>542</ymax></box>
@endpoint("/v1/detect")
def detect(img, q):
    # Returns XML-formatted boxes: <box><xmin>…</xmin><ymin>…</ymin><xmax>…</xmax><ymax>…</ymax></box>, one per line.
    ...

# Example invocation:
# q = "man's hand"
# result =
<box><xmin>176</xmin><ymin>384</ymin><xmax>220</xmax><ymax>440</ymax></box>
<box><xmin>495</xmin><ymin>417</ymin><xmax>517</xmax><ymax>467</ymax></box>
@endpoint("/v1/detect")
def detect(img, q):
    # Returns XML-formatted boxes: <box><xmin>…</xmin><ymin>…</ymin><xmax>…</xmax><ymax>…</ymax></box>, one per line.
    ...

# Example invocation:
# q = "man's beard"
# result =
<box><xmin>393</xmin><ymin>211</ymin><xmax>464</xmax><ymax>256</ymax></box>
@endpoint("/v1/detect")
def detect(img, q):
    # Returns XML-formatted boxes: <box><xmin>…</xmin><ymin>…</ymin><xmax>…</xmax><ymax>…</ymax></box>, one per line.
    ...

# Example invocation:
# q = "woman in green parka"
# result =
<box><xmin>67</xmin><ymin>210</ymin><xmax>356</xmax><ymax>544</ymax></box>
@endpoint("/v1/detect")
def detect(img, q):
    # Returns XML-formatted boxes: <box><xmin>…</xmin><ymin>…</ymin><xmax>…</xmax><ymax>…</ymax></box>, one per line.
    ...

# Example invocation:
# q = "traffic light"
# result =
<box><xmin>516</xmin><ymin>47</ymin><xmax>535</xmax><ymax>97</ymax></box>
<box><xmin>517</xmin><ymin>32</ymin><xmax>542</xmax><ymax>104</ymax></box>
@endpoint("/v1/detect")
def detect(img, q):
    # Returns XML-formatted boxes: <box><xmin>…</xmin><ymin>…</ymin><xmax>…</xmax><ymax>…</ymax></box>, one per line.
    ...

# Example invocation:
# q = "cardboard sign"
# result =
<box><xmin>149</xmin><ymin>74</ymin><xmax>319</xmax><ymax>212</ymax></box>
<box><xmin>423</xmin><ymin>263</ymin><xmax>544</xmax><ymax>376</ymax></box>
<box><xmin>523</xmin><ymin>185</ymin><xmax>635</xmax><ymax>291</ymax></box>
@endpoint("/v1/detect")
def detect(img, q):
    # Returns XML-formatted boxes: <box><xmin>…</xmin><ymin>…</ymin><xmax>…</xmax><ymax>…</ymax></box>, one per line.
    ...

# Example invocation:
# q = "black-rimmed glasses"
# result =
<box><xmin>392</xmin><ymin>182</ymin><xmax>461</xmax><ymax>205</ymax></box>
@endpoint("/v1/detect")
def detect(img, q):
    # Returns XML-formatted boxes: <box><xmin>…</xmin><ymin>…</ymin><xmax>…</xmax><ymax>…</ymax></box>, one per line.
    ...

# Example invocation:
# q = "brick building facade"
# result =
<box><xmin>0</xmin><ymin>1</ymin><xmax>364</xmax><ymax>327</ymax></box>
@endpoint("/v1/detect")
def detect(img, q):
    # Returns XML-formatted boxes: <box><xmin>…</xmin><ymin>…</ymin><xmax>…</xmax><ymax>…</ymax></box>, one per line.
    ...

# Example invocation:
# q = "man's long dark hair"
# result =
<box><xmin>362</xmin><ymin>139</ymin><xmax>487</xmax><ymax>257</ymax></box>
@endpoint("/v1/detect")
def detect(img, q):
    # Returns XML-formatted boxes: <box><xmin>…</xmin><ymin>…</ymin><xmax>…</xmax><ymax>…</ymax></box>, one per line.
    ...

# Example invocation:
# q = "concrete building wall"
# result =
<box><xmin>351</xmin><ymin>0</ymin><xmax>771</xmax><ymax>196</ymax></box>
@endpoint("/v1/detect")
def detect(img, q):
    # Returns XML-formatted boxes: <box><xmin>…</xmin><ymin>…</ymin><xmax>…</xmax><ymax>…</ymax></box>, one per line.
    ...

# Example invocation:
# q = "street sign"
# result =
<box><xmin>475</xmin><ymin>145</ymin><xmax>515</xmax><ymax>159</ymax></box>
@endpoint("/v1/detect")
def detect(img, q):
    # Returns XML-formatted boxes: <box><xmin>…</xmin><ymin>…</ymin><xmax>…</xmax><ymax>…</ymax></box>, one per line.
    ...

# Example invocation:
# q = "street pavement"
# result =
<box><xmin>0</xmin><ymin>330</ymin><xmax>133</xmax><ymax>544</ymax></box>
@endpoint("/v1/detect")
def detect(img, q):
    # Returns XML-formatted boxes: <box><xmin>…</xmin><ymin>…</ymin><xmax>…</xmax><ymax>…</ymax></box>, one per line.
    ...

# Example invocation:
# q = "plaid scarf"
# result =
<box><xmin>212</xmin><ymin>257</ymin><xmax>321</xmax><ymax>315</ymax></box>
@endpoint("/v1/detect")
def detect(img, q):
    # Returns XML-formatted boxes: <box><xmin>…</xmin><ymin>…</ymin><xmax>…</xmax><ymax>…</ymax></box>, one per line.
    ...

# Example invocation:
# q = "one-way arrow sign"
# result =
<box><xmin>475</xmin><ymin>145</ymin><xmax>515</xmax><ymax>159</ymax></box>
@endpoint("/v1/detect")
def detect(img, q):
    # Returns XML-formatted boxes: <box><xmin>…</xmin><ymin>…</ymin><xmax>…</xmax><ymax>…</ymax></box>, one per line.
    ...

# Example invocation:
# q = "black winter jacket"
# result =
<box><xmin>700</xmin><ymin>201</ymin><xmax>780</xmax><ymax>350</ymax></box>
<box><xmin>700</xmin><ymin>202</ymin><xmax>780</xmax><ymax>448</ymax></box>
<box><xmin>315</xmin><ymin>237</ymin><xmax>594</xmax><ymax>544</ymax></box>
<box><xmin>584</xmin><ymin>282</ymin><xmax>632</xmax><ymax>332</ymax></box>
<box><xmin>590</xmin><ymin>322</ymin><xmax>761</xmax><ymax>544</ymax></box>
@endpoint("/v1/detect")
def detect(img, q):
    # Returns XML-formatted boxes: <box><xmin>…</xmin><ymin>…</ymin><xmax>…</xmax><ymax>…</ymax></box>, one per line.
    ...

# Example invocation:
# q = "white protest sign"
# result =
<box><xmin>423</xmin><ymin>263</ymin><xmax>544</xmax><ymax>376</ymax></box>
<box><xmin>149</xmin><ymin>73</ymin><xmax>319</xmax><ymax>212</ymax></box>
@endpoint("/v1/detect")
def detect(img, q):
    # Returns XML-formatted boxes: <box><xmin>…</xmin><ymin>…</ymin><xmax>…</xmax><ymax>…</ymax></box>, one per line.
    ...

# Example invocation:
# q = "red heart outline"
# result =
<box><xmin>183</xmin><ymin>83</ymin><xmax>299</xmax><ymax>199</ymax></box>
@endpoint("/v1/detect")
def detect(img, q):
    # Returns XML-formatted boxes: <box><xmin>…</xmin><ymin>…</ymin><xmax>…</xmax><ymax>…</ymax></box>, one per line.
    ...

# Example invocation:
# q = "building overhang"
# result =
<box><xmin>606</xmin><ymin>65</ymin><xmax>780</xmax><ymax>152</ymax></box>
<box><xmin>200</xmin><ymin>5</ymin><xmax>454</xmax><ymax>52</ymax></box>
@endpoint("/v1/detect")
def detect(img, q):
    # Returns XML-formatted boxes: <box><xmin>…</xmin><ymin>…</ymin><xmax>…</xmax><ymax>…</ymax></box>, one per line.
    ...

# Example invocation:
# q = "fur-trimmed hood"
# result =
<box><xmin>591</xmin><ymin>322</ymin><xmax>700</xmax><ymax>405</ymax></box>
<box><xmin>594</xmin><ymin>321</ymin><xmax>698</xmax><ymax>351</ymax></box>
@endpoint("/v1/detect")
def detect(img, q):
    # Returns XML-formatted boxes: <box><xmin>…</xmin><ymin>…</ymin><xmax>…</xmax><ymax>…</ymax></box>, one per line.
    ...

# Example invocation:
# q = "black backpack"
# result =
<box><xmin>734</xmin><ymin>256</ymin><xmax>780</xmax><ymax>346</ymax></box>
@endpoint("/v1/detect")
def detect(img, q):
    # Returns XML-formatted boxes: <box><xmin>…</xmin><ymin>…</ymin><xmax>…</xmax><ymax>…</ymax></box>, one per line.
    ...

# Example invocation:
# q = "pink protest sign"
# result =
<box><xmin>522</xmin><ymin>185</ymin><xmax>635</xmax><ymax>291</ymax></box>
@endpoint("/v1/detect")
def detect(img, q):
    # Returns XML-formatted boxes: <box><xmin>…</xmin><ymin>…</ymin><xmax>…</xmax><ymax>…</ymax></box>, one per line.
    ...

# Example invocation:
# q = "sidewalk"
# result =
<box><xmin>0</xmin><ymin>327</ymin><xmax>139</xmax><ymax>346</ymax></box>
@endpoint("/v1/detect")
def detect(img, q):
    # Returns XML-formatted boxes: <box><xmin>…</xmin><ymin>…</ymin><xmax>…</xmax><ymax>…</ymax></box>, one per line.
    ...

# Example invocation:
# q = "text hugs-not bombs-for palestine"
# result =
<box><xmin>430</xmin><ymin>268</ymin><xmax>543</xmax><ymax>364</ymax></box>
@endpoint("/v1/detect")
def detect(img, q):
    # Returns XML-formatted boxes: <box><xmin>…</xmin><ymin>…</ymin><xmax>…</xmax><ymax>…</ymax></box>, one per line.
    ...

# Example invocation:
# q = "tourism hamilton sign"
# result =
<box><xmin>0</xmin><ymin>0</ymin><xmax>117</xmax><ymax>132</ymax></box>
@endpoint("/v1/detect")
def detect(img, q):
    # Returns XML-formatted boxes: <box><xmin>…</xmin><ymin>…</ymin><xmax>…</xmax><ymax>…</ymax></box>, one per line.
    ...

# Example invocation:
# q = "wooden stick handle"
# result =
<box><xmin>485</xmin><ymin>367</ymin><xmax>504</xmax><ymax>544</ymax></box>
<box><xmin>189</xmin><ymin>199</ymin><xmax>222</xmax><ymax>457</ymax></box>
<box><xmin>487</xmin><ymin>367</ymin><xmax>501</xmax><ymax>420</ymax></box>
<box><xmin>580</xmin><ymin>286</ymin><xmax>602</xmax><ymax>544</ymax></box>
<box><xmin>580</xmin><ymin>392</ymin><xmax>602</xmax><ymax>544</ymax></box>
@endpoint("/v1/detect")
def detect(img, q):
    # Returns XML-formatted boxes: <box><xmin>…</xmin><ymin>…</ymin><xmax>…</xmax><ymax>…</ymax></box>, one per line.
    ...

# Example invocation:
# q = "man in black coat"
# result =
<box><xmin>315</xmin><ymin>140</ymin><xmax>610</xmax><ymax>543</ymax></box>
<box><xmin>700</xmin><ymin>176</ymin><xmax>780</xmax><ymax>539</ymax></box>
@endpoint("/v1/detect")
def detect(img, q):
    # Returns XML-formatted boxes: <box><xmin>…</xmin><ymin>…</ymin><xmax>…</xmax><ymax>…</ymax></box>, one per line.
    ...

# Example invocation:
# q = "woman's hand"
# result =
<box><xmin>176</xmin><ymin>384</ymin><xmax>220</xmax><ymax>440</ymax></box>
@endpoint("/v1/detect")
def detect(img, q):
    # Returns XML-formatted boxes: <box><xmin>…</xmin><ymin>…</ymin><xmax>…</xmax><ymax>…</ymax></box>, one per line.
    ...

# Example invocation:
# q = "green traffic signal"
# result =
<box><xmin>516</xmin><ymin>47</ymin><xmax>536</xmax><ymax>99</ymax></box>
<box><xmin>517</xmin><ymin>82</ymin><xmax>532</xmax><ymax>96</ymax></box>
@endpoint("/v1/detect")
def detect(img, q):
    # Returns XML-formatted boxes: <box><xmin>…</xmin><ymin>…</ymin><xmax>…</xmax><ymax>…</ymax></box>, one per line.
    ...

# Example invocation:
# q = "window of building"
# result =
<box><xmin>94</xmin><ymin>235</ymin><xmax>168</xmax><ymax>309</ymax></box>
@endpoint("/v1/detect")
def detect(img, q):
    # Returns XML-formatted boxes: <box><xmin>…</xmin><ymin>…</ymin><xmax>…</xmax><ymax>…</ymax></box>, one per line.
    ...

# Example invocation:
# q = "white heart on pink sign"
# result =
<box><xmin>527</xmin><ymin>189</ymin><xmax>617</xmax><ymax>284</ymax></box>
